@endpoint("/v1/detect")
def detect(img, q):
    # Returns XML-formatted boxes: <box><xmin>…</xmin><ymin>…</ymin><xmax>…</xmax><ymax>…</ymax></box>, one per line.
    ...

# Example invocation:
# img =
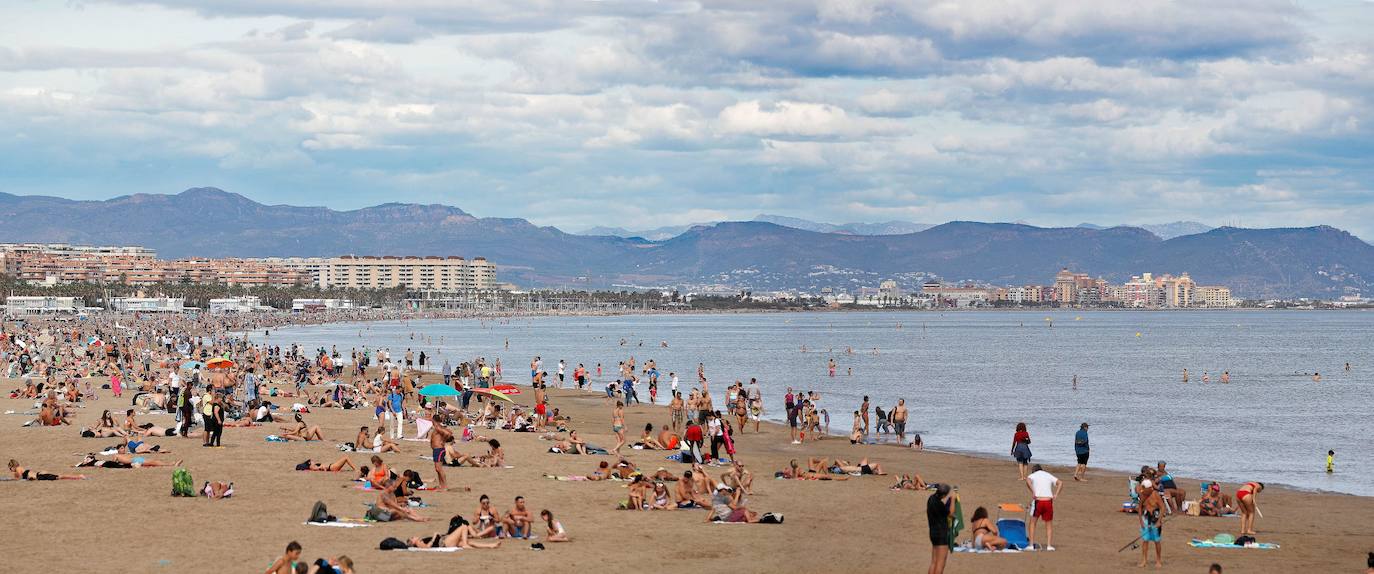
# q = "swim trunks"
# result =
<box><xmin>432</xmin><ymin>447</ymin><xmax>445</xmax><ymax>463</ymax></box>
<box><xmin>1032</xmin><ymin>499</ymin><xmax>1054</xmax><ymax>522</ymax></box>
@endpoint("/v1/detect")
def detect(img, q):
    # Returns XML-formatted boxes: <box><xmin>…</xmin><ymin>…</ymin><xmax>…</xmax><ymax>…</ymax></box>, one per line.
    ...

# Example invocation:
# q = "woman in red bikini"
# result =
<box><xmin>1235</xmin><ymin>481</ymin><xmax>1264</xmax><ymax>535</ymax></box>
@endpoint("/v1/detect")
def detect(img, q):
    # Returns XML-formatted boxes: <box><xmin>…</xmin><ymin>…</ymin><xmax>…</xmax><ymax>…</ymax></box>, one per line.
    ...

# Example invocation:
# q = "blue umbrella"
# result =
<box><xmin>418</xmin><ymin>383</ymin><xmax>460</xmax><ymax>397</ymax></box>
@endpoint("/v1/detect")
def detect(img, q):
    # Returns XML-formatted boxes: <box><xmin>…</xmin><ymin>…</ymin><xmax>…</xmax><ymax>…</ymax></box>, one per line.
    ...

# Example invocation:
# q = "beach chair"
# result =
<box><xmin>995</xmin><ymin>503</ymin><xmax>1030</xmax><ymax>550</ymax></box>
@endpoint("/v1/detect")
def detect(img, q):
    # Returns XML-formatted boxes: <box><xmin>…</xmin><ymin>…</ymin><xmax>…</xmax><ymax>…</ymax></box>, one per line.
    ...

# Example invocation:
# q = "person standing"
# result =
<box><xmin>1011</xmin><ymin>422</ymin><xmax>1032</xmax><ymax>479</ymax></box>
<box><xmin>1025</xmin><ymin>464</ymin><xmax>1062</xmax><ymax>551</ymax></box>
<box><xmin>860</xmin><ymin>396</ymin><xmax>871</xmax><ymax>442</ymax></box>
<box><xmin>892</xmin><ymin>399</ymin><xmax>908</xmax><ymax>444</ymax></box>
<box><xmin>209</xmin><ymin>392</ymin><xmax>225</xmax><ymax>447</ymax></box>
<box><xmin>387</xmin><ymin>386</ymin><xmax>404</xmax><ymax>439</ymax></box>
<box><xmin>428</xmin><ymin>421</ymin><xmax>453</xmax><ymax>491</ymax></box>
<box><xmin>442</xmin><ymin>359</ymin><xmax>451</xmax><ymax>386</ymax></box>
<box><xmin>1073</xmin><ymin>423</ymin><xmax>1090</xmax><ymax>481</ymax></box>
<box><xmin>927</xmin><ymin>483</ymin><xmax>953</xmax><ymax>574</ymax></box>
<box><xmin>177</xmin><ymin>385</ymin><xmax>194</xmax><ymax>437</ymax></box>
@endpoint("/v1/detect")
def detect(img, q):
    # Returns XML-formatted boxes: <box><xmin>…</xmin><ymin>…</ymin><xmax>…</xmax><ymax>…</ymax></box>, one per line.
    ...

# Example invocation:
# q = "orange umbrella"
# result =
<box><xmin>491</xmin><ymin>384</ymin><xmax>522</xmax><ymax>396</ymax></box>
<box><xmin>206</xmin><ymin>357</ymin><xmax>236</xmax><ymax>370</ymax></box>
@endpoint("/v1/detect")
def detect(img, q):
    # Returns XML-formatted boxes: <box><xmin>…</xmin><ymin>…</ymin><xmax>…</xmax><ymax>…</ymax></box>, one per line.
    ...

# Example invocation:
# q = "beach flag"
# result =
<box><xmin>948</xmin><ymin>494</ymin><xmax>965</xmax><ymax>546</ymax></box>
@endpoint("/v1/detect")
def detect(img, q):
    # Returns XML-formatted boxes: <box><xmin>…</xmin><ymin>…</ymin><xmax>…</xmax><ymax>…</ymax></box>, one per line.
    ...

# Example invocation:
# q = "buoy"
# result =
<box><xmin>1136</xmin><ymin>332</ymin><xmax>1142</xmax><ymax>337</ymax></box>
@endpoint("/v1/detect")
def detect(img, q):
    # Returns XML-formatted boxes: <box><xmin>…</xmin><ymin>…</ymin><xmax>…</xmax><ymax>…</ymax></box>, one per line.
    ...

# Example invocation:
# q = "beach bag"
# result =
<box><xmin>759</xmin><ymin>512</ymin><xmax>784</xmax><ymax>524</ymax></box>
<box><xmin>309</xmin><ymin>501</ymin><xmax>336</xmax><ymax>523</ymax></box>
<box><xmin>295</xmin><ymin>460</ymin><xmax>312</xmax><ymax>471</ymax></box>
<box><xmin>171</xmin><ymin>468</ymin><xmax>195</xmax><ymax>497</ymax></box>
<box><xmin>379</xmin><ymin>537</ymin><xmax>408</xmax><ymax>551</ymax></box>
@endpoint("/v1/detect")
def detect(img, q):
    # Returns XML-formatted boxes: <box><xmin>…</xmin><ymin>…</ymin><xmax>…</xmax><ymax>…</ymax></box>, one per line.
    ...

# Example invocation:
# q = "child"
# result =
<box><xmin>1326</xmin><ymin>450</ymin><xmax>1335</xmax><ymax>473</ymax></box>
<box><xmin>265</xmin><ymin>541</ymin><xmax>302</xmax><ymax>574</ymax></box>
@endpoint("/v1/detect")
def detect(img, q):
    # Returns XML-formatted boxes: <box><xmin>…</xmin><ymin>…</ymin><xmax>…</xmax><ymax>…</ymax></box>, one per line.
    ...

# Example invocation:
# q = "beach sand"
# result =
<box><xmin>1</xmin><ymin>374</ymin><xmax>1369</xmax><ymax>573</ymax></box>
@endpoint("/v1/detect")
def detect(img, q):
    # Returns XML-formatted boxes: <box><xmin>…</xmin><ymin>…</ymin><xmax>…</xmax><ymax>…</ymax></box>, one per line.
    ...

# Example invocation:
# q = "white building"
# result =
<box><xmin>291</xmin><ymin>298</ymin><xmax>357</xmax><ymax>312</ymax></box>
<box><xmin>109</xmin><ymin>297</ymin><xmax>186</xmax><ymax>313</ymax></box>
<box><xmin>5</xmin><ymin>296</ymin><xmax>85</xmax><ymax>314</ymax></box>
<box><xmin>209</xmin><ymin>296</ymin><xmax>263</xmax><ymax>313</ymax></box>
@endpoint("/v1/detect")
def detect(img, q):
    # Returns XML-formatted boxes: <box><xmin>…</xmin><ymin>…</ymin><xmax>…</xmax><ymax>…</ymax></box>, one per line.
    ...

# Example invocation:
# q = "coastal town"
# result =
<box><xmin>8</xmin><ymin>242</ymin><xmax>1374</xmax><ymax>314</ymax></box>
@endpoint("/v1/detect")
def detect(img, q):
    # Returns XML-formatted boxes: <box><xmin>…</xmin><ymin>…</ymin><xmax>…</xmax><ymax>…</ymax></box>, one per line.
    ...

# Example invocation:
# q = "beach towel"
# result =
<box><xmin>1189</xmin><ymin>539</ymin><xmax>1279</xmax><ymax>550</ymax></box>
<box><xmin>306</xmin><ymin>521</ymin><xmax>370</xmax><ymax>528</ymax></box>
<box><xmin>544</xmin><ymin>474</ymin><xmax>589</xmax><ymax>481</ymax></box>
<box><xmin>413</xmin><ymin>418</ymin><xmax>433</xmax><ymax>440</ymax></box>
<box><xmin>265</xmin><ymin>435</ymin><xmax>288</xmax><ymax>442</ymax></box>
<box><xmin>953</xmin><ymin>545</ymin><xmax>1023</xmax><ymax>554</ymax></box>
<box><xmin>407</xmin><ymin>547</ymin><xmax>461</xmax><ymax>552</ymax></box>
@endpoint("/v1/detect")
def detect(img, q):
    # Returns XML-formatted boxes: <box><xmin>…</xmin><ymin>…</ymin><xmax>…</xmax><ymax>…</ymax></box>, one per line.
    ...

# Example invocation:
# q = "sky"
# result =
<box><xmin>2</xmin><ymin>0</ymin><xmax>1373</xmax><ymax>236</ymax></box>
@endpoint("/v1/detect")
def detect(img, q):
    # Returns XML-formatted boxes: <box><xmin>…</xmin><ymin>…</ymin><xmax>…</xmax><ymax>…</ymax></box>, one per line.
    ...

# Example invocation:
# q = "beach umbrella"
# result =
<box><xmin>491</xmin><ymin>384</ymin><xmax>522</xmax><ymax>396</ymax></box>
<box><xmin>469</xmin><ymin>388</ymin><xmax>514</xmax><ymax>403</ymax></box>
<box><xmin>180</xmin><ymin>361</ymin><xmax>204</xmax><ymax>370</ymax></box>
<box><xmin>206</xmin><ymin>357</ymin><xmax>235</xmax><ymax>370</ymax></box>
<box><xmin>418</xmin><ymin>383</ymin><xmax>461</xmax><ymax>397</ymax></box>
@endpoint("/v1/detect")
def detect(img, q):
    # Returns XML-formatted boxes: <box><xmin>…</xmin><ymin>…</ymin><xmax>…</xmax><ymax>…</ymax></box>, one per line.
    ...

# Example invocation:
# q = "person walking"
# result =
<box><xmin>1025</xmin><ymin>464</ymin><xmax>1062</xmax><ymax>551</ymax></box>
<box><xmin>1073</xmin><ymin>422</ymin><xmax>1090</xmax><ymax>481</ymax></box>
<box><xmin>892</xmin><ymin>399</ymin><xmax>908</xmax><ymax>444</ymax></box>
<box><xmin>927</xmin><ymin>483</ymin><xmax>954</xmax><ymax>574</ymax></box>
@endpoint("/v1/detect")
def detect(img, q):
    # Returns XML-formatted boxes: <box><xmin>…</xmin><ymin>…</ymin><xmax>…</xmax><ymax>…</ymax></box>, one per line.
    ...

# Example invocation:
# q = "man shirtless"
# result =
<box><xmin>675</xmin><ymin>470</ymin><xmax>710</xmax><ymax>507</ymax></box>
<box><xmin>428</xmin><ymin>422</ymin><xmax>454</xmax><ymax>491</ymax></box>
<box><xmin>504</xmin><ymin>496</ymin><xmax>533</xmax><ymax>539</ymax></box>
<box><xmin>892</xmin><ymin>399</ymin><xmax>909</xmax><ymax>443</ymax></box>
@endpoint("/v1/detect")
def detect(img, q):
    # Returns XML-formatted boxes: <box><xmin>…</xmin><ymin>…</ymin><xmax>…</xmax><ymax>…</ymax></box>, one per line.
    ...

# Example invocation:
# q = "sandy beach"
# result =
<box><xmin>2</xmin><ymin>366</ymin><xmax>1371</xmax><ymax>574</ymax></box>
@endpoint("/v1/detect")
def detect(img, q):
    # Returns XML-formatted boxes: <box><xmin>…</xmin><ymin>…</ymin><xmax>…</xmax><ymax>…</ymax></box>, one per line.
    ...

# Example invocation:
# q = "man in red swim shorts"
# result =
<box><xmin>1025</xmin><ymin>464</ymin><xmax>1063</xmax><ymax>550</ymax></box>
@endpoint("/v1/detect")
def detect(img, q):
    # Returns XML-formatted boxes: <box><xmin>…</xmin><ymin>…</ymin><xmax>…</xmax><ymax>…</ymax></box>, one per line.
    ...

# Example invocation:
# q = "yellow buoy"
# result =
<box><xmin>1136</xmin><ymin>332</ymin><xmax>1142</xmax><ymax>337</ymax></box>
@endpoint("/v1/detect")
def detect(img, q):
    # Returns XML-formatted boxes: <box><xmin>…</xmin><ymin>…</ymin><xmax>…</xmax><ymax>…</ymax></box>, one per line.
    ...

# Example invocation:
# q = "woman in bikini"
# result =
<box><xmin>95</xmin><ymin>410</ymin><xmax>126</xmax><ymax>436</ymax></box>
<box><xmin>407</xmin><ymin>515</ymin><xmax>501</xmax><ymax>549</ymax></box>
<box><xmin>279</xmin><ymin>413</ymin><xmax>323</xmax><ymax>441</ymax></box>
<box><xmin>9</xmin><ymin>459</ymin><xmax>85</xmax><ymax>481</ymax></box>
<box><xmin>968</xmin><ymin>507</ymin><xmax>1008</xmax><ymax>550</ymax></box>
<box><xmin>1235</xmin><ymin>481</ymin><xmax>1264</xmax><ymax>535</ymax></box>
<box><xmin>472</xmin><ymin>495</ymin><xmax>502</xmax><ymax>538</ymax></box>
<box><xmin>299</xmin><ymin>456</ymin><xmax>357</xmax><ymax>472</ymax></box>
<box><xmin>611</xmin><ymin>401</ymin><xmax>626</xmax><ymax>455</ymax></box>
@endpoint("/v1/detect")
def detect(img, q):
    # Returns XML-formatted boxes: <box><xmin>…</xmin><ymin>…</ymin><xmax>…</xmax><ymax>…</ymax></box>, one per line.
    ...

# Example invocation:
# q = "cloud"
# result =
<box><xmin>0</xmin><ymin>0</ymin><xmax>1369</xmax><ymax>239</ymax></box>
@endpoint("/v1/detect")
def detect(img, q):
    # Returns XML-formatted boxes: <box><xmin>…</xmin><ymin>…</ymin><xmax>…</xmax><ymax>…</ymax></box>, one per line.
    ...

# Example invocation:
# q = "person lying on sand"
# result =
<box><xmin>9</xmin><ymin>459</ymin><xmax>85</xmax><ymax>481</ymax></box>
<box><xmin>298</xmin><ymin>456</ymin><xmax>357</xmax><ymax>472</ymax></box>
<box><xmin>891</xmin><ymin>473</ymin><xmax>929</xmax><ymax>491</ymax></box>
<box><xmin>777</xmin><ymin>459</ymin><xmax>849</xmax><ymax>480</ymax></box>
<box><xmin>201</xmin><ymin>481</ymin><xmax>234</xmax><ymax>499</ymax></box>
<box><xmin>406</xmin><ymin>515</ymin><xmax>500</xmax><ymax>549</ymax></box>
<box><xmin>81</xmin><ymin>426</ymin><xmax>127</xmax><ymax>438</ymax></box>
<box><xmin>123</xmin><ymin>439</ymin><xmax>170</xmax><ymax>454</ymax></box>
<box><xmin>77</xmin><ymin>447</ymin><xmax>181</xmax><ymax>468</ymax></box>
<box><xmin>829</xmin><ymin>458</ymin><xmax>886</xmax><ymax>476</ymax></box>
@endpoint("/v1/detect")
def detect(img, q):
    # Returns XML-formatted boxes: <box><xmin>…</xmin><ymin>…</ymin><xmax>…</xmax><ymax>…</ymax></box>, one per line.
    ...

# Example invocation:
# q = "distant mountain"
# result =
<box><xmin>752</xmin><ymin>214</ymin><xmax>933</xmax><ymax>235</ymax></box>
<box><xmin>1077</xmin><ymin>221</ymin><xmax>1212</xmax><ymax>239</ymax></box>
<box><xmin>1138</xmin><ymin>221</ymin><xmax>1213</xmax><ymax>240</ymax></box>
<box><xmin>0</xmin><ymin>188</ymin><xmax>1365</xmax><ymax>298</ymax></box>
<box><xmin>578</xmin><ymin>223</ymin><xmax>705</xmax><ymax>241</ymax></box>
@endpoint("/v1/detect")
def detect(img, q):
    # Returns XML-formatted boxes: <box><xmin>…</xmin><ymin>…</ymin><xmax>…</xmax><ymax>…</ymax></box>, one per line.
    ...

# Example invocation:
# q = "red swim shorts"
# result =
<box><xmin>1033</xmin><ymin>499</ymin><xmax>1054</xmax><ymax>522</ymax></box>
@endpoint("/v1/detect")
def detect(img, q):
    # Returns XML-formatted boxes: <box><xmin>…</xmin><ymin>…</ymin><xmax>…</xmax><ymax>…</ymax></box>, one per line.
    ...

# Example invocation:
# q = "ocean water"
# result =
<box><xmin>259</xmin><ymin>310</ymin><xmax>1374</xmax><ymax>496</ymax></box>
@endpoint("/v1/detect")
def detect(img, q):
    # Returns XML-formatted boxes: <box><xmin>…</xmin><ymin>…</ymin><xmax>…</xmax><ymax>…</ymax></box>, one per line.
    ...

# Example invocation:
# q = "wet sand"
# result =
<box><xmin>1</xmin><ymin>373</ymin><xmax>1370</xmax><ymax>573</ymax></box>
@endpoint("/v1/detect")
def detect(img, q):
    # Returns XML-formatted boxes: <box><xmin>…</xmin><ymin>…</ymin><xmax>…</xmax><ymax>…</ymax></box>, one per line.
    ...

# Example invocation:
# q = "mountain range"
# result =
<box><xmin>583</xmin><ymin>215</ymin><xmax>1210</xmax><ymax>240</ymax></box>
<box><xmin>0</xmin><ymin>188</ymin><xmax>1369</xmax><ymax>299</ymax></box>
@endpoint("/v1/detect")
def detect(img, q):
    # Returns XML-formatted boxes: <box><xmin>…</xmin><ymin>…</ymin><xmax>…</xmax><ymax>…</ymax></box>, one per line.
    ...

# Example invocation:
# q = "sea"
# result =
<box><xmin>257</xmin><ymin>310</ymin><xmax>1374</xmax><ymax>497</ymax></box>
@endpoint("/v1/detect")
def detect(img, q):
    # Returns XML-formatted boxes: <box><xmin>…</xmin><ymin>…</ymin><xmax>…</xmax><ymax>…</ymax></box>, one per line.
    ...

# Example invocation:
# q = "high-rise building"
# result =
<box><xmin>320</xmin><ymin>256</ymin><xmax>497</xmax><ymax>291</ymax></box>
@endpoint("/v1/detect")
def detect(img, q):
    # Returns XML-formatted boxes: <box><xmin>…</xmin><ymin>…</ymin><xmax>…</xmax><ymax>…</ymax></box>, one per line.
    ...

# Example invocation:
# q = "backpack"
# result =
<box><xmin>379</xmin><ymin>537</ymin><xmax>408</xmax><ymax>550</ymax></box>
<box><xmin>309</xmin><ymin>501</ymin><xmax>336</xmax><ymax>523</ymax></box>
<box><xmin>295</xmin><ymin>460</ymin><xmax>312</xmax><ymax>471</ymax></box>
<box><xmin>171</xmin><ymin>468</ymin><xmax>195</xmax><ymax>497</ymax></box>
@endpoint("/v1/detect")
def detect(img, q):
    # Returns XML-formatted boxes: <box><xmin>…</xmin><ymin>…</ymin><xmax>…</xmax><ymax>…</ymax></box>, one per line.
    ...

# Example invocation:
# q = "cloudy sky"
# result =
<box><xmin>2</xmin><ymin>1</ymin><xmax>1372</xmax><ymax>236</ymax></box>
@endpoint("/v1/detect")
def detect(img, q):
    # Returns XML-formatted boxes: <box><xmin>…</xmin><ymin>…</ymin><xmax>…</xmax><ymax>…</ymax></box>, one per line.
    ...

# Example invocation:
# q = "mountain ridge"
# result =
<box><xmin>0</xmin><ymin>188</ymin><xmax>1367</xmax><ymax>298</ymax></box>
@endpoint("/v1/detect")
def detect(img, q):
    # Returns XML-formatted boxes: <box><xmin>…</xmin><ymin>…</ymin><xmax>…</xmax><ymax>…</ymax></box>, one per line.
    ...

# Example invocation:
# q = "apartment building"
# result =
<box><xmin>320</xmin><ymin>256</ymin><xmax>497</xmax><ymax>291</ymax></box>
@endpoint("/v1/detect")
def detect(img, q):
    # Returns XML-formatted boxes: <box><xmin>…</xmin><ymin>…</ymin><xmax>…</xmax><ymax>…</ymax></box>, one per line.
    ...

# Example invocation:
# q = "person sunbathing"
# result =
<box><xmin>78</xmin><ymin>448</ymin><xmax>181</xmax><ymax>468</ymax></box>
<box><xmin>779</xmin><ymin>459</ymin><xmax>849</xmax><ymax>480</ymax></box>
<box><xmin>649</xmin><ymin>482</ymin><xmax>675</xmax><ymax>510</ymax></box>
<box><xmin>82</xmin><ymin>426</ymin><xmax>127</xmax><ymax>438</ymax></box>
<box><xmin>9</xmin><ymin>459</ymin><xmax>85</xmax><ymax>480</ymax></box>
<box><xmin>95</xmin><ymin>410</ymin><xmax>127</xmax><ymax>436</ymax></box>
<box><xmin>125</xmin><ymin>439</ymin><xmax>170</xmax><ymax>454</ymax></box>
<box><xmin>407</xmin><ymin>515</ymin><xmax>500</xmax><ymax>549</ymax></box>
<box><xmin>1199</xmin><ymin>483</ymin><xmax>1235</xmax><ymax>516</ymax></box>
<box><xmin>354</xmin><ymin>426</ymin><xmax>399</xmax><ymax>453</ymax></box>
<box><xmin>690</xmin><ymin>462</ymin><xmax>718</xmax><ymax>492</ymax></box>
<box><xmin>221</xmin><ymin>418</ymin><xmax>260</xmax><ymax>428</ymax></box>
<box><xmin>503</xmin><ymin>496</ymin><xmax>534</xmax><ymax>538</ymax></box>
<box><xmin>674</xmin><ymin>470</ymin><xmax>710</xmax><ymax>508</ymax></box>
<box><xmin>706</xmin><ymin>484</ymin><xmax>759</xmax><ymax>523</ymax></box>
<box><xmin>373</xmin><ymin>480</ymin><xmax>428</xmax><ymax>522</ymax></box>
<box><xmin>657</xmin><ymin>425</ymin><xmax>680</xmax><ymax>450</ymax></box>
<box><xmin>138</xmin><ymin>423</ymin><xmax>194</xmax><ymax>438</ymax></box>
<box><xmin>467</xmin><ymin>440</ymin><xmax>504</xmax><ymax>468</ymax></box>
<box><xmin>539</xmin><ymin>510</ymin><xmax>569</xmax><ymax>542</ymax></box>
<box><xmin>201</xmin><ymin>481</ymin><xmax>234</xmax><ymax>499</ymax></box>
<box><xmin>253</xmin><ymin>404</ymin><xmax>285</xmax><ymax>423</ymax></box>
<box><xmin>625</xmin><ymin>475</ymin><xmax>651</xmax><ymax>510</ymax></box>
<box><xmin>472</xmin><ymin>495</ymin><xmax>502</xmax><ymax>537</ymax></box>
<box><xmin>891</xmin><ymin>473</ymin><xmax>929</xmax><ymax>491</ymax></box>
<box><xmin>722</xmin><ymin>460</ymin><xmax>754</xmax><ymax>494</ymax></box>
<box><xmin>968</xmin><ymin>507</ymin><xmax>1008</xmax><ymax>550</ymax></box>
<box><xmin>636</xmin><ymin>423</ymin><xmax>665</xmax><ymax>449</ymax></box>
<box><xmin>830</xmin><ymin>458</ymin><xmax>886</xmax><ymax>476</ymax></box>
<box><xmin>587</xmin><ymin>460</ymin><xmax>613</xmax><ymax>481</ymax></box>
<box><xmin>298</xmin><ymin>456</ymin><xmax>357</xmax><ymax>472</ymax></box>
<box><xmin>279</xmin><ymin>413</ymin><xmax>323</xmax><ymax>441</ymax></box>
